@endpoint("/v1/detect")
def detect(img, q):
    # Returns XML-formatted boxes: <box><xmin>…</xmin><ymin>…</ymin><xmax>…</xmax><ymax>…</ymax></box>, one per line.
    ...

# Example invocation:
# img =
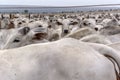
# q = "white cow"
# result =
<box><xmin>0</xmin><ymin>18</ymin><xmax>10</xmax><ymax>29</ymax></box>
<box><xmin>81</xmin><ymin>18</ymin><xmax>96</xmax><ymax>29</ymax></box>
<box><xmin>0</xmin><ymin>27</ymin><xmax>31</xmax><ymax>49</ymax></box>
<box><xmin>100</xmin><ymin>18</ymin><xmax>120</xmax><ymax>28</ymax></box>
<box><xmin>0</xmin><ymin>27</ymin><xmax>48</xmax><ymax>49</ymax></box>
<box><xmin>108</xmin><ymin>42</ymin><xmax>120</xmax><ymax>52</ymax></box>
<box><xmin>80</xmin><ymin>34</ymin><xmax>112</xmax><ymax>44</ymax></box>
<box><xmin>0</xmin><ymin>38</ymin><xmax>119</xmax><ymax>80</ymax></box>
<box><xmin>64</xmin><ymin>27</ymin><xmax>96</xmax><ymax>39</ymax></box>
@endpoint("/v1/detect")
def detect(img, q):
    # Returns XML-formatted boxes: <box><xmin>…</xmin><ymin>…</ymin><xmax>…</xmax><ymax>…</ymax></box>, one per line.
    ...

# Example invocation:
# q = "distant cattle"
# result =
<box><xmin>0</xmin><ymin>11</ymin><xmax>120</xmax><ymax>48</ymax></box>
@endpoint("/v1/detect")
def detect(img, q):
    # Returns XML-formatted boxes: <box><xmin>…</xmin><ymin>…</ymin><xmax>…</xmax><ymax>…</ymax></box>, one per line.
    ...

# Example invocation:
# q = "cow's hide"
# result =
<box><xmin>0</xmin><ymin>38</ymin><xmax>119</xmax><ymax>80</ymax></box>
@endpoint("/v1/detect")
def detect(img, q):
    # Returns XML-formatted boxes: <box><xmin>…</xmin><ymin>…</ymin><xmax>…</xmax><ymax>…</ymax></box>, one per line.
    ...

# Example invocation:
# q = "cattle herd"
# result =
<box><xmin>0</xmin><ymin>10</ymin><xmax>120</xmax><ymax>80</ymax></box>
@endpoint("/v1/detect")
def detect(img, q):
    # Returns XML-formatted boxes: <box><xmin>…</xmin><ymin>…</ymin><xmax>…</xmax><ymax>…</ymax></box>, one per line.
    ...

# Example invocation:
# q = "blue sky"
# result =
<box><xmin>0</xmin><ymin>0</ymin><xmax>120</xmax><ymax>6</ymax></box>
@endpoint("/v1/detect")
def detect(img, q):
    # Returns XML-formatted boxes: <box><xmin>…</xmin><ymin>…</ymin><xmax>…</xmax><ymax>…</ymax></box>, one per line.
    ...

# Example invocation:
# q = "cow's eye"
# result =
<box><xmin>13</xmin><ymin>39</ymin><xmax>20</xmax><ymax>43</ymax></box>
<box><xmin>38</xmin><ymin>25</ymin><xmax>42</xmax><ymax>27</ymax></box>
<box><xmin>18</xmin><ymin>22</ymin><xmax>22</xmax><ymax>24</ymax></box>
<box><xmin>88</xmin><ymin>23</ymin><xmax>91</xmax><ymax>25</ymax></box>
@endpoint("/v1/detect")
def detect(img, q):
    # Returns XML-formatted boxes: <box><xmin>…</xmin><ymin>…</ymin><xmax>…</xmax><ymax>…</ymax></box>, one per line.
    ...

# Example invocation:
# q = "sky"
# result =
<box><xmin>0</xmin><ymin>0</ymin><xmax>120</xmax><ymax>6</ymax></box>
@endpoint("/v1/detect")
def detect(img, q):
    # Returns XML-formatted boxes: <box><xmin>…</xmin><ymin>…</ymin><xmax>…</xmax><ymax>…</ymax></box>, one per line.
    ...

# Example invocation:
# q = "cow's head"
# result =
<box><xmin>0</xmin><ymin>27</ymin><xmax>31</xmax><ymax>49</ymax></box>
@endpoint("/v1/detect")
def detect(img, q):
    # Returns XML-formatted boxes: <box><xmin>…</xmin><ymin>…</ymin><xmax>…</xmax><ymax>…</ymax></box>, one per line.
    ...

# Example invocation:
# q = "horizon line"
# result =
<box><xmin>0</xmin><ymin>4</ymin><xmax>120</xmax><ymax>8</ymax></box>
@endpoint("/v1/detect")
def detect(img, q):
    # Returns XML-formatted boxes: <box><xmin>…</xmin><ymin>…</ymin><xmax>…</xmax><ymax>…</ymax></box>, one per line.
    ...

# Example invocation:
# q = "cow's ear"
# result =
<box><xmin>19</xmin><ymin>27</ymin><xmax>30</xmax><ymax>35</ymax></box>
<box><xmin>82</xmin><ymin>18</ymin><xmax>85</xmax><ymax>20</ymax></box>
<box><xmin>69</xmin><ymin>22</ymin><xmax>78</xmax><ymax>25</ymax></box>
<box><xmin>56</xmin><ymin>21</ymin><xmax>63</xmax><ymax>25</ymax></box>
